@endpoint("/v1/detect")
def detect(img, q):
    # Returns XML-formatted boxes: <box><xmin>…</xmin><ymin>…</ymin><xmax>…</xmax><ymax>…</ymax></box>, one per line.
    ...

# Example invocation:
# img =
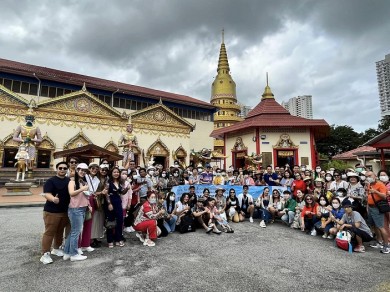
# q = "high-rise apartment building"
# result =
<box><xmin>376</xmin><ymin>54</ymin><xmax>390</xmax><ymax>117</ymax></box>
<box><xmin>281</xmin><ymin>95</ymin><xmax>313</xmax><ymax>119</ymax></box>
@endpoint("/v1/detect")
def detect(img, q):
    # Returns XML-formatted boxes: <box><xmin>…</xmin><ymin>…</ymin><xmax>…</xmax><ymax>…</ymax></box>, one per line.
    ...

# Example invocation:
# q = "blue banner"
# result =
<box><xmin>171</xmin><ymin>184</ymin><xmax>289</xmax><ymax>200</ymax></box>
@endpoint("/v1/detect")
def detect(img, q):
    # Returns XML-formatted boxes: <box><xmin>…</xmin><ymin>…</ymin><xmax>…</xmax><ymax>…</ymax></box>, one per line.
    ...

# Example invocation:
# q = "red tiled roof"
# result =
<box><xmin>332</xmin><ymin>146</ymin><xmax>377</xmax><ymax>160</ymax></box>
<box><xmin>0</xmin><ymin>58</ymin><xmax>216</xmax><ymax>110</ymax></box>
<box><xmin>211</xmin><ymin>97</ymin><xmax>329</xmax><ymax>139</ymax></box>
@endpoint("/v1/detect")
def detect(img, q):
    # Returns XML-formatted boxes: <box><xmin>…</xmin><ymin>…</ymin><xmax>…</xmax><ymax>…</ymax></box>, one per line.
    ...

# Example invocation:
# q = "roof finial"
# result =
<box><xmin>222</xmin><ymin>28</ymin><xmax>224</xmax><ymax>44</ymax></box>
<box><xmin>266</xmin><ymin>72</ymin><xmax>269</xmax><ymax>86</ymax></box>
<box><xmin>261</xmin><ymin>72</ymin><xmax>274</xmax><ymax>100</ymax></box>
<box><xmin>82</xmin><ymin>82</ymin><xmax>87</xmax><ymax>92</ymax></box>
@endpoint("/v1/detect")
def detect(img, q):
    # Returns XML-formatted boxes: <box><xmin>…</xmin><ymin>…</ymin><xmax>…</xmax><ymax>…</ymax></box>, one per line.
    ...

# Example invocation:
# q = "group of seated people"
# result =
<box><xmin>39</xmin><ymin>158</ymin><xmax>390</xmax><ymax>265</ymax></box>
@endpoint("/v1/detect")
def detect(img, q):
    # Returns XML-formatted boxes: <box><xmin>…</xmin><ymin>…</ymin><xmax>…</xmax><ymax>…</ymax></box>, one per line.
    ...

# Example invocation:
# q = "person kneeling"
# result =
<box><xmin>280</xmin><ymin>190</ymin><xmax>297</xmax><ymax>226</ymax></box>
<box><xmin>193</xmin><ymin>198</ymin><xmax>221</xmax><ymax>234</ymax></box>
<box><xmin>332</xmin><ymin>200</ymin><xmax>373</xmax><ymax>252</ymax></box>
<box><xmin>133</xmin><ymin>191</ymin><xmax>163</xmax><ymax>247</ymax></box>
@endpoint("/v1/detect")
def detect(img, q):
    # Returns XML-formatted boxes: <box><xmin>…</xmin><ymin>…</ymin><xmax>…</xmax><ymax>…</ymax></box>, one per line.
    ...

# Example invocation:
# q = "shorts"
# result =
<box><xmin>367</xmin><ymin>206</ymin><xmax>384</xmax><ymax>228</ymax></box>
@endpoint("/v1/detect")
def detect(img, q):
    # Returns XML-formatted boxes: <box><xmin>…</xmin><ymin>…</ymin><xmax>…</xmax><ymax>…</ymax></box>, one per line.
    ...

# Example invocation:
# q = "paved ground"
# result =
<box><xmin>0</xmin><ymin>207</ymin><xmax>389</xmax><ymax>292</ymax></box>
<box><xmin>0</xmin><ymin>186</ymin><xmax>45</xmax><ymax>207</ymax></box>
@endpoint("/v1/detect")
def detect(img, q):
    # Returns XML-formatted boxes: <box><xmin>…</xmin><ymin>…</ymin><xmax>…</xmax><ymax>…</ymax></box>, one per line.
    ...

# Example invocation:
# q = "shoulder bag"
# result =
<box><xmin>370</xmin><ymin>193</ymin><xmax>390</xmax><ymax>213</ymax></box>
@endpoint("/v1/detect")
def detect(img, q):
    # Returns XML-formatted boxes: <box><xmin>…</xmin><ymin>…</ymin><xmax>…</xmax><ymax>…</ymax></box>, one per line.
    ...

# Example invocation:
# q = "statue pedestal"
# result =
<box><xmin>4</xmin><ymin>182</ymin><xmax>33</xmax><ymax>196</ymax></box>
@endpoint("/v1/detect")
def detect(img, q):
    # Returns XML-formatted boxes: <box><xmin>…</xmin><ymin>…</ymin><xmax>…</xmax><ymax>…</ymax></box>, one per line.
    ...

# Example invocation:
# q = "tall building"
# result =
<box><xmin>210</xmin><ymin>31</ymin><xmax>243</xmax><ymax>152</ymax></box>
<box><xmin>238</xmin><ymin>104</ymin><xmax>252</xmax><ymax>118</ymax></box>
<box><xmin>376</xmin><ymin>54</ymin><xmax>390</xmax><ymax>117</ymax></box>
<box><xmin>281</xmin><ymin>95</ymin><xmax>313</xmax><ymax>119</ymax></box>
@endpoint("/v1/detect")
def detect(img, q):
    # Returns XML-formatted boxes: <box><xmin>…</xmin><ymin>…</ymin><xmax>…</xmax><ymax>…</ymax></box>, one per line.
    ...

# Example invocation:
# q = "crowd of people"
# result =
<box><xmin>39</xmin><ymin>159</ymin><xmax>390</xmax><ymax>264</ymax></box>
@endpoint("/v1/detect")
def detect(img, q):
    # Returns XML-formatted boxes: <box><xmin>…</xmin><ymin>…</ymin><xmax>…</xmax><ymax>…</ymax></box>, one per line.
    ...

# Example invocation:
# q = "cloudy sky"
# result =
<box><xmin>1</xmin><ymin>0</ymin><xmax>389</xmax><ymax>132</ymax></box>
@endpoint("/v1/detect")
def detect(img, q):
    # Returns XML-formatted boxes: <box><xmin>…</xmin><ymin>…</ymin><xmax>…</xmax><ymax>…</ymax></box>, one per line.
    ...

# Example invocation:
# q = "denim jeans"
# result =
<box><xmin>163</xmin><ymin>215</ymin><xmax>177</xmax><ymax>233</ymax></box>
<box><xmin>64</xmin><ymin>207</ymin><xmax>86</xmax><ymax>256</ymax></box>
<box><xmin>281</xmin><ymin>211</ymin><xmax>295</xmax><ymax>225</ymax></box>
<box><xmin>258</xmin><ymin>208</ymin><xmax>271</xmax><ymax>222</ymax></box>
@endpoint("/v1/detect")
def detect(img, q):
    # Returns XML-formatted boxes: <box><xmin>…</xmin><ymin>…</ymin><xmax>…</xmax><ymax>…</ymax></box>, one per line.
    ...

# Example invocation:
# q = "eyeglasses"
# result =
<box><xmin>69</xmin><ymin>161</ymin><xmax>77</xmax><ymax>164</ymax></box>
<box><xmin>306</xmin><ymin>198</ymin><xmax>313</xmax><ymax>201</ymax></box>
<box><xmin>58</xmin><ymin>167</ymin><xmax>68</xmax><ymax>170</ymax></box>
<box><xmin>101</xmin><ymin>169</ymin><xmax>108</xmax><ymax>172</ymax></box>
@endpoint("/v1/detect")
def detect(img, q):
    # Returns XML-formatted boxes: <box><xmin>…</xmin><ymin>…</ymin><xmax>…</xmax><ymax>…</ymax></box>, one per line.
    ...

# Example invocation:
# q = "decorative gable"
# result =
<box><xmin>0</xmin><ymin>84</ymin><xmax>30</xmax><ymax>107</ymax></box>
<box><xmin>64</xmin><ymin>130</ymin><xmax>92</xmax><ymax>150</ymax></box>
<box><xmin>131</xmin><ymin>100</ymin><xmax>194</xmax><ymax>137</ymax></box>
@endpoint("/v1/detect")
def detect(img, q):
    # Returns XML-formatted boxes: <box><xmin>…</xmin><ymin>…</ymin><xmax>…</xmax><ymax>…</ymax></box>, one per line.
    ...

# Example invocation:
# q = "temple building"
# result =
<box><xmin>210</xmin><ymin>79</ymin><xmax>329</xmax><ymax>169</ymax></box>
<box><xmin>0</xmin><ymin>58</ymin><xmax>217</xmax><ymax>170</ymax></box>
<box><xmin>211</xmin><ymin>32</ymin><xmax>243</xmax><ymax>153</ymax></box>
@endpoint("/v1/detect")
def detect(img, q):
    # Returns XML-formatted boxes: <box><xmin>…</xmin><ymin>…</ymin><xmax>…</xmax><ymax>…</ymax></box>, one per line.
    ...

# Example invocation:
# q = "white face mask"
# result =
<box><xmin>325</xmin><ymin>176</ymin><xmax>332</xmax><ymax>182</ymax></box>
<box><xmin>341</xmin><ymin>174</ymin><xmax>347</xmax><ymax>179</ymax></box>
<box><xmin>332</xmin><ymin>203</ymin><xmax>340</xmax><ymax>209</ymax></box>
<box><xmin>366</xmin><ymin>177</ymin><xmax>375</xmax><ymax>184</ymax></box>
<box><xmin>319</xmin><ymin>200</ymin><xmax>326</xmax><ymax>206</ymax></box>
<box><xmin>360</xmin><ymin>176</ymin><xmax>366</xmax><ymax>181</ymax></box>
<box><xmin>379</xmin><ymin>175</ymin><xmax>389</xmax><ymax>183</ymax></box>
<box><xmin>173</xmin><ymin>173</ymin><xmax>179</xmax><ymax>177</ymax></box>
<box><xmin>132</xmin><ymin>175</ymin><xmax>137</xmax><ymax>179</ymax></box>
<box><xmin>222</xmin><ymin>172</ymin><xmax>226</xmax><ymax>176</ymax></box>
<box><xmin>316</xmin><ymin>168</ymin><xmax>321</xmax><ymax>173</ymax></box>
<box><xmin>149</xmin><ymin>198</ymin><xmax>156</xmax><ymax>204</ymax></box>
<box><xmin>301</xmin><ymin>167</ymin><xmax>306</xmax><ymax>171</ymax></box>
<box><xmin>337</xmin><ymin>192</ymin><xmax>344</xmax><ymax>197</ymax></box>
<box><xmin>198</xmin><ymin>168</ymin><xmax>203</xmax><ymax>172</ymax></box>
<box><xmin>170</xmin><ymin>196</ymin><xmax>175</xmax><ymax>201</ymax></box>
<box><xmin>162</xmin><ymin>173</ymin><xmax>167</xmax><ymax>178</ymax></box>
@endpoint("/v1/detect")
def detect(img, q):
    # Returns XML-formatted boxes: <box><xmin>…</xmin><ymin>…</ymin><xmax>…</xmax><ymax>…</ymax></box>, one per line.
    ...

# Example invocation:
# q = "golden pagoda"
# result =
<box><xmin>211</xmin><ymin>30</ymin><xmax>243</xmax><ymax>152</ymax></box>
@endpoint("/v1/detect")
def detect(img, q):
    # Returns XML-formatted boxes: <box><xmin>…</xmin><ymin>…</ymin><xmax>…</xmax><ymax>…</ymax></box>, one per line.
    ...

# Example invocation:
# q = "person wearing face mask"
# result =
<box><xmin>335</xmin><ymin>188</ymin><xmax>347</xmax><ymax>203</ymax></box>
<box><xmin>133</xmin><ymin>191</ymin><xmax>164</xmax><ymax>247</ymax></box>
<box><xmin>327</xmin><ymin>197</ymin><xmax>345</xmax><ymax>239</ymax></box>
<box><xmin>146</xmin><ymin>166</ymin><xmax>158</xmax><ymax>189</ymax></box>
<box><xmin>365</xmin><ymin>171</ymin><xmax>390</xmax><ymax>254</ymax></box>
<box><xmin>163</xmin><ymin>192</ymin><xmax>178</xmax><ymax>233</ymax></box>
<box><xmin>314</xmin><ymin>195</ymin><xmax>332</xmax><ymax>238</ymax></box>
<box><xmin>157</xmin><ymin>170</ymin><xmax>169</xmax><ymax>191</ymax></box>
<box><xmin>324</xmin><ymin>172</ymin><xmax>334</xmax><ymax>193</ymax></box>
<box><xmin>359</xmin><ymin>171</ymin><xmax>367</xmax><ymax>185</ymax></box>
<box><xmin>168</xmin><ymin>168</ymin><xmax>181</xmax><ymax>187</ymax></box>
<box><xmin>200</xmin><ymin>165</ymin><xmax>214</xmax><ymax>184</ymax></box>
<box><xmin>314</xmin><ymin>166</ymin><xmax>322</xmax><ymax>179</ymax></box>
<box><xmin>374</xmin><ymin>170</ymin><xmax>390</xmax><ymax>247</ymax></box>
<box><xmin>213</xmin><ymin>168</ymin><xmax>225</xmax><ymax>185</ymax></box>
<box><xmin>240</xmin><ymin>170</ymin><xmax>255</xmax><ymax>186</ymax></box>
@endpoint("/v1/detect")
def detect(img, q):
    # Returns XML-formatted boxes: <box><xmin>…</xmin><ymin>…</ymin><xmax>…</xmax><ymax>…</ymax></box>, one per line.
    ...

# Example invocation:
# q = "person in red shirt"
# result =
<box><xmin>365</xmin><ymin>171</ymin><xmax>389</xmax><ymax>254</ymax></box>
<box><xmin>291</xmin><ymin>173</ymin><xmax>306</xmax><ymax>199</ymax></box>
<box><xmin>300</xmin><ymin>194</ymin><xmax>319</xmax><ymax>235</ymax></box>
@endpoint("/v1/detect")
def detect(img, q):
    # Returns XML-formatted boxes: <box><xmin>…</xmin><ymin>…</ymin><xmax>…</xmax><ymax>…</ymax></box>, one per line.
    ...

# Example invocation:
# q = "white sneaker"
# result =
<box><xmin>77</xmin><ymin>248</ymin><xmax>84</xmax><ymax>255</ymax></box>
<box><xmin>51</xmin><ymin>249</ymin><xmax>64</xmax><ymax>257</ymax></box>
<box><xmin>310</xmin><ymin>229</ymin><xmax>317</xmax><ymax>236</ymax></box>
<box><xmin>249</xmin><ymin>217</ymin><xmax>254</xmax><ymax>223</ymax></box>
<box><xmin>70</xmin><ymin>254</ymin><xmax>87</xmax><ymax>262</ymax></box>
<box><xmin>124</xmin><ymin>226</ymin><xmax>135</xmax><ymax>233</ymax></box>
<box><xmin>40</xmin><ymin>252</ymin><xmax>53</xmax><ymax>265</ymax></box>
<box><xmin>136</xmin><ymin>232</ymin><xmax>145</xmax><ymax>243</ymax></box>
<box><xmin>81</xmin><ymin>246</ymin><xmax>95</xmax><ymax>252</ymax></box>
<box><xmin>259</xmin><ymin>220</ymin><xmax>266</xmax><ymax>228</ymax></box>
<box><xmin>63</xmin><ymin>254</ymin><xmax>70</xmax><ymax>261</ymax></box>
<box><xmin>327</xmin><ymin>234</ymin><xmax>334</xmax><ymax>239</ymax></box>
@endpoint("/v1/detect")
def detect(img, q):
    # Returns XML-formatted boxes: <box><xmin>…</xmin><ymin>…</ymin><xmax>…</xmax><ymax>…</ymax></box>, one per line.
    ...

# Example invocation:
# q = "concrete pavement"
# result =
<box><xmin>0</xmin><ymin>207</ymin><xmax>389</xmax><ymax>292</ymax></box>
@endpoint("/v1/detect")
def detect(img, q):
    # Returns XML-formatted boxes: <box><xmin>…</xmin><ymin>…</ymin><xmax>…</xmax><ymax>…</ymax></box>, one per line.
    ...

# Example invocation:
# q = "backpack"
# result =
<box><xmin>335</xmin><ymin>231</ymin><xmax>353</xmax><ymax>253</ymax></box>
<box><xmin>179</xmin><ymin>214</ymin><xmax>196</xmax><ymax>233</ymax></box>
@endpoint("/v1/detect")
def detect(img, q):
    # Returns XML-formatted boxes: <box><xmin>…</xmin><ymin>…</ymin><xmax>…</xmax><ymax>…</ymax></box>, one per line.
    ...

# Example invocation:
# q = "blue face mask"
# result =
<box><xmin>149</xmin><ymin>199</ymin><xmax>156</xmax><ymax>204</ymax></box>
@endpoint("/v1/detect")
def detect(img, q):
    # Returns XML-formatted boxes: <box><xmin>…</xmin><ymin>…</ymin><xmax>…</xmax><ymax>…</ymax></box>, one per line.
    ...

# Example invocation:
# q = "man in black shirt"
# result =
<box><xmin>40</xmin><ymin>161</ymin><xmax>71</xmax><ymax>265</ymax></box>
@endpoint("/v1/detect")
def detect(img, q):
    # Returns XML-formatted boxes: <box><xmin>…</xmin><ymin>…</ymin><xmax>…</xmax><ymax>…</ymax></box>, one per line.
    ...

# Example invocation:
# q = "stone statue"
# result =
<box><xmin>118</xmin><ymin>123</ymin><xmax>138</xmax><ymax>168</ymax></box>
<box><xmin>15</xmin><ymin>144</ymin><xmax>29</xmax><ymax>181</ymax></box>
<box><xmin>13</xmin><ymin>106</ymin><xmax>42</xmax><ymax>170</ymax></box>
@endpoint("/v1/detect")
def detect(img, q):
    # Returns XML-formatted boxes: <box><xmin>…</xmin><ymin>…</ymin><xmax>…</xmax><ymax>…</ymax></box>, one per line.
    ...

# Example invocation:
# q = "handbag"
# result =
<box><xmin>84</xmin><ymin>207</ymin><xmax>92</xmax><ymax>221</ymax></box>
<box><xmin>370</xmin><ymin>193</ymin><xmax>390</xmax><ymax>213</ymax></box>
<box><xmin>105</xmin><ymin>218</ymin><xmax>117</xmax><ymax>229</ymax></box>
<box><xmin>335</xmin><ymin>230</ymin><xmax>353</xmax><ymax>253</ymax></box>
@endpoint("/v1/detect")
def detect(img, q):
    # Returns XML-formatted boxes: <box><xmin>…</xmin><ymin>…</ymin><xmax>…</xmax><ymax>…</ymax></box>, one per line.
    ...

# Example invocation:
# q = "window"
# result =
<box><xmin>20</xmin><ymin>82</ymin><xmax>29</xmax><ymax>94</ymax></box>
<box><xmin>41</xmin><ymin>86</ymin><xmax>49</xmax><ymax>97</ymax></box>
<box><xmin>29</xmin><ymin>83</ymin><xmax>38</xmax><ymax>95</ymax></box>
<box><xmin>48</xmin><ymin>87</ymin><xmax>56</xmax><ymax>97</ymax></box>
<box><xmin>131</xmin><ymin>100</ymin><xmax>137</xmax><ymax>110</ymax></box>
<box><xmin>56</xmin><ymin>88</ymin><xmax>64</xmax><ymax>96</ymax></box>
<box><xmin>120</xmin><ymin>98</ymin><xmax>126</xmax><ymax>108</ymax></box>
<box><xmin>64</xmin><ymin>89</ymin><xmax>72</xmax><ymax>95</ymax></box>
<box><xmin>113</xmin><ymin>97</ymin><xmax>120</xmax><ymax>107</ymax></box>
<box><xmin>12</xmin><ymin>80</ymin><xmax>21</xmax><ymax>92</ymax></box>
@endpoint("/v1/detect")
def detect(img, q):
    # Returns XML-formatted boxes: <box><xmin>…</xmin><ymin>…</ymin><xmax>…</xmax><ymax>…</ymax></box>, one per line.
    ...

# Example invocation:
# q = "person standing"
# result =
<box><xmin>63</xmin><ymin>163</ymin><xmax>90</xmax><ymax>262</ymax></box>
<box><xmin>40</xmin><ymin>162</ymin><xmax>71</xmax><ymax>264</ymax></box>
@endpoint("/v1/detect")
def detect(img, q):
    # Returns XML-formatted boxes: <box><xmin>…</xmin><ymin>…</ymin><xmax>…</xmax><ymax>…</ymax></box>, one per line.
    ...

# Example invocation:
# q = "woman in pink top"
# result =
<box><xmin>120</xmin><ymin>169</ymin><xmax>132</xmax><ymax>216</ymax></box>
<box><xmin>63</xmin><ymin>163</ymin><xmax>91</xmax><ymax>262</ymax></box>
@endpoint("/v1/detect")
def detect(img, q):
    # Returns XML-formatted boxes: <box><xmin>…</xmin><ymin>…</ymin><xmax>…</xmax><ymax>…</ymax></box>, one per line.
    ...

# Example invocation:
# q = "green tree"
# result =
<box><xmin>317</xmin><ymin>125</ymin><xmax>362</xmax><ymax>158</ymax></box>
<box><xmin>360</xmin><ymin>128</ymin><xmax>380</xmax><ymax>144</ymax></box>
<box><xmin>378</xmin><ymin>116</ymin><xmax>390</xmax><ymax>132</ymax></box>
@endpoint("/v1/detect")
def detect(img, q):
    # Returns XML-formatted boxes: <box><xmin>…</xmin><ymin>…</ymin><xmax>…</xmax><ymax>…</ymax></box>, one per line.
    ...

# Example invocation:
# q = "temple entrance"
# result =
<box><xmin>233</xmin><ymin>151</ymin><xmax>246</xmax><ymax>169</ymax></box>
<box><xmin>154</xmin><ymin>156</ymin><xmax>166</xmax><ymax>167</ymax></box>
<box><xmin>276</xmin><ymin>150</ymin><xmax>296</xmax><ymax>168</ymax></box>
<box><xmin>37</xmin><ymin>149</ymin><xmax>51</xmax><ymax>168</ymax></box>
<box><xmin>3</xmin><ymin>148</ymin><xmax>18</xmax><ymax>168</ymax></box>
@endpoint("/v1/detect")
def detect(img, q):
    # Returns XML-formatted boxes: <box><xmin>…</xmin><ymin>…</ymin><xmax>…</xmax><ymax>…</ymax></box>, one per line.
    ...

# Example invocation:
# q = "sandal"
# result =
<box><xmin>108</xmin><ymin>243</ymin><xmax>114</xmax><ymax>248</ymax></box>
<box><xmin>115</xmin><ymin>241</ymin><xmax>125</xmax><ymax>247</ymax></box>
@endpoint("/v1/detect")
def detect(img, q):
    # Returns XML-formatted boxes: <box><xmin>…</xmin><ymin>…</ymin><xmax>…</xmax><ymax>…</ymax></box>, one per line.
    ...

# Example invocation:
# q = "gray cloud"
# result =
<box><xmin>0</xmin><ymin>0</ymin><xmax>389</xmax><ymax>132</ymax></box>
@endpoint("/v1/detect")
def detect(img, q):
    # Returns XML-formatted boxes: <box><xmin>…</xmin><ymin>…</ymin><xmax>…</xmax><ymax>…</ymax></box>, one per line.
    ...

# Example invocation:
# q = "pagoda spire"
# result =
<box><xmin>261</xmin><ymin>72</ymin><xmax>275</xmax><ymax>99</ymax></box>
<box><xmin>217</xmin><ymin>30</ymin><xmax>230</xmax><ymax>74</ymax></box>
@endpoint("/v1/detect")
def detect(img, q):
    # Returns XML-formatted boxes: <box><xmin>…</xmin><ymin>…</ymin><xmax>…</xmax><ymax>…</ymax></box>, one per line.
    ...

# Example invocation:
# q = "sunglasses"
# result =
<box><xmin>306</xmin><ymin>198</ymin><xmax>313</xmax><ymax>201</ymax></box>
<box><xmin>58</xmin><ymin>167</ymin><xmax>68</xmax><ymax>170</ymax></box>
<box><xmin>69</xmin><ymin>161</ymin><xmax>77</xmax><ymax>164</ymax></box>
<box><xmin>334</xmin><ymin>175</ymin><xmax>340</xmax><ymax>177</ymax></box>
<box><xmin>101</xmin><ymin>169</ymin><xmax>108</xmax><ymax>172</ymax></box>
